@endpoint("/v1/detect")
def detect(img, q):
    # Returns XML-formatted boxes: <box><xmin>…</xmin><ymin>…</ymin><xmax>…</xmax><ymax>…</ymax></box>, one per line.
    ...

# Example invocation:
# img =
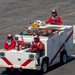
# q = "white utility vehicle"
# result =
<box><xmin>0</xmin><ymin>20</ymin><xmax>73</xmax><ymax>73</ymax></box>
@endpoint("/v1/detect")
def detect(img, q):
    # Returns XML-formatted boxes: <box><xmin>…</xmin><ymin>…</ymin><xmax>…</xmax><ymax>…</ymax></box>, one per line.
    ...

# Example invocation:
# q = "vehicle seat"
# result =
<box><xmin>25</xmin><ymin>42</ymin><xmax>31</xmax><ymax>48</ymax></box>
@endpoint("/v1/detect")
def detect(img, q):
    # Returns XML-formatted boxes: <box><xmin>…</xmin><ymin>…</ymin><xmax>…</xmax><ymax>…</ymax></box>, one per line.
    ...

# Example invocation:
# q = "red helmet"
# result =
<box><xmin>52</xmin><ymin>10</ymin><xmax>57</xmax><ymax>16</ymax></box>
<box><xmin>34</xmin><ymin>35</ymin><xmax>39</xmax><ymax>39</ymax></box>
<box><xmin>7</xmin><ymin>34</ymin><xmax>13</xmax><ymax>38</ymax></box>
<box><xmin>52</xmin><ymin>10</ymin><xmax>57</xmax><ymax>13</ymax></box>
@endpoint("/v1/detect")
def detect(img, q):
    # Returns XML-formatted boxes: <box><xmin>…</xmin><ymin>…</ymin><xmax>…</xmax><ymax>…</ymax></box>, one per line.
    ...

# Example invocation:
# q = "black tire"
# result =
<box><xmin>6</xmin><ymin>68</ymin><xmax>14</xmax><ymax>72</ymax></box>
<box><xmin>6</xmin><ymin>68</ymin><xmax>11</xmax><ymax>71</ymax></box>
<box><xmin>41</xmin><ymin>60</ymin><xmax>48</xmax><ymax>74</ymax></box>
<box><xmin>60</xmin><ymin>52</ymin><xmax>67</xmax><ymax>64</ymax></box>
<box><xmin>6</xmin><ymin>68</ymin><xmax>11</xmax><ymax>72</ymax></box>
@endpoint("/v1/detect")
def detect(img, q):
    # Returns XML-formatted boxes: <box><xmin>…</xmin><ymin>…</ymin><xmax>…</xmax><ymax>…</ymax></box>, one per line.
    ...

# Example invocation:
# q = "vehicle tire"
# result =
<box><xmin>6</xmin><ymin>68</ymin><xmax>11</xmax><ymax>72</ymax></box>
<box><xmin>6</xmin><ymin>68</ymin><xmax>14</xmax><ymax>72</ymax></box>
<box><xmin>41</xmin><ymin>60</ymin><xmax>48</xmax><ymax>74</ymax></box>
<box><xmin>6</xmin><ymin>68</ymin><xmax>10</xmax><ymax>71</ymax></box>
<box><xmin>60</xmin><ymin>52</ymin><xmax>67</xmax><ymax>64</ymax></box>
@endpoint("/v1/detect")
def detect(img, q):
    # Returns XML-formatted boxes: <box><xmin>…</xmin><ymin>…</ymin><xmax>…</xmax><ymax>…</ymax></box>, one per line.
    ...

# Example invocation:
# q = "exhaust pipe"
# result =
<box><xmin>19</xmin><ymin>67</ymin><xmax>23</xmax><ymax>72</ymax></box>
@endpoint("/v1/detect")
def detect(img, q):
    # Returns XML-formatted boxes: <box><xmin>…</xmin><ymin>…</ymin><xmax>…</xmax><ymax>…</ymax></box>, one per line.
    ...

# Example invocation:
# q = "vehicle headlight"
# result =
<box><xmin>29</xmin><ymin>54</ymin><xmax>34</xmax><ymax>60</ymax></box>
<box><xmin>0</xmin><ymin>52</ymin><xmax>5</xmax><ymax>57</ymax></box>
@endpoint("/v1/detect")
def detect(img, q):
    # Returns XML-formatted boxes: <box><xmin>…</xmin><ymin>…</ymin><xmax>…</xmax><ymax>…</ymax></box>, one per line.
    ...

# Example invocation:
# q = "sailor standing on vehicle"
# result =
<box><xmin>45</xmin><ymin>10</ymin><xmax>63</xmax><ymax>25</ymax></box>
<box><xmin>4</xmin><ymin>34</ymin><xmax>16</xmax><ymax>50</ymax></box>
<box><xmin>30</xmin><ymin>35</ymin><xmax>43</xmax><ymax>65</ymax></box>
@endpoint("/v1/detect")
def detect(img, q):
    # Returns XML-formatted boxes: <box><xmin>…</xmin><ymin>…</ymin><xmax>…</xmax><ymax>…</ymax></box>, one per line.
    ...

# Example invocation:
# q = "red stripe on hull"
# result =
<box><xmin>21</xmin><ymin>59</ymin><xmax>32</xmax><ymax>66</ymax></box>
<box><xmin>2</xmin><ymin>57</ymin><xmax>13</xmax><ymax>65</ymax></box>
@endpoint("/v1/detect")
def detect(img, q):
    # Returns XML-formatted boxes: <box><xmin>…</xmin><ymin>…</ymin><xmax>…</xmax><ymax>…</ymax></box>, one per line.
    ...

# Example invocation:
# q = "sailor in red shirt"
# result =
<box><xmin>30</xmin><ymin>35</ymin><xmax>43</xmax><ymax>52</ymax></box>
<box><xmin>30</xmin><ymin>35</ymin><xmax>43</xmax><ymax>65</ymax></box>
<box><xmin>15</xmin><ymin>37</ymin><xmax>25</xmax><ymax>51</ymax></box>
<box><xmin>45</xmin><ymin>10</ymin><xmax>63</xmax><ymax>25</ymax></box>
<box><xmin>4</xmin><ymin>34</ymin><xmax>16</xmax><ymax>50</ymax></box>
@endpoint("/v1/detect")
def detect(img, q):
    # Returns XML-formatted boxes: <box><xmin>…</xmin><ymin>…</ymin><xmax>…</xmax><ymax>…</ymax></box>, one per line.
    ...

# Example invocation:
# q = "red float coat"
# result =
<box><xmin>30</xmin><ymin>41</ymin><xmax>43</xmax><ymax>52</ymax></box>
<box><xmin>15</xmin><ymin>40</ymin><xmax>25</xmax><ymax>50</ymax></box>
<box><xmin>4</xmin><ymin>39</ymin><xmax>16</xmax><ymax>50</ymax></box>
<box><xmin>45</xmin><ymin>16</ymin><xmax>63</xmax><ymax>25</ymax></box>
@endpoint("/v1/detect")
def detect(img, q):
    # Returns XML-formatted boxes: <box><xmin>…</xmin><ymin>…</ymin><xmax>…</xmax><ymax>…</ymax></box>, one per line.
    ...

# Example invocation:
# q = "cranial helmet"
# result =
<box><xmin>52</xmin><ymin>9</ymin><xmax>57</xmax><ymax>16</ymax></box>
<box><xmin>34</xmin><ymin>35</ymin><xmax>39</xmax><ymax>39</ymax></box>
<box><xmin>7</xmin><ymin>34</ymin><xmax>13</xmax><ymax>39</ymax></box>
<box><xmin>52</xmin><ymin>10</ymin><xmax>57</xmax><ymax>13</ymax></box>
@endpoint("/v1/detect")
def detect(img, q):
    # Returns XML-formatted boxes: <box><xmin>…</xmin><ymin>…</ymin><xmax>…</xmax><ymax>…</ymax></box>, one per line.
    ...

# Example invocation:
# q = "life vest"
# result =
<box><xmin>31</xmin><ymin>41</ymin><xmax>43</xmax><ymax>52</ymax></box>
<box><xmin>4</xmin><ymin>39</ymin><xmax>16</xmax><ymax>50</ymax></box>
<box><xmin>15</xmin><ymin>40</ymin><xmax>25</xmax><ymax>50</ymax></box>
<box><xmin>45</xmin><ymin>16</ymin><xmax>63</xmax><ymax>25</ymax></box>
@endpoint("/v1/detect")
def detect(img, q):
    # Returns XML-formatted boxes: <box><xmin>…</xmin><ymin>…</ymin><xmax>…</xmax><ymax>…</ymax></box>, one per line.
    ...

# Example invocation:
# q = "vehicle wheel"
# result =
<box><xmin>6</xmin><ymin>67</ymin><xmax>14</xmax><ymax>72</ymax></box>
<box><xmin>6</xmin><ymin>68</ymin><xmax>10</xmax><ymax>71</ymax></box>
<box><xmin>41</xmin><ymin>60</ymin><xmax>48</xmax><ymax>74</ymax></box>
<box><xmin>6</xmin><ymin>68</ymin><xmax>11</xmax><ymax>72</ymax></box>
<box><xmin>60</xmin><ymin>52</ymin><xmax>67</xmax><ymax>64</ymax></box>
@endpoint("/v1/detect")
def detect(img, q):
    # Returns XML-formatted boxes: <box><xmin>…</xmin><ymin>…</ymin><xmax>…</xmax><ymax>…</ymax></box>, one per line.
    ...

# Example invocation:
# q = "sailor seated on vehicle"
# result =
<box><xmin>3</xmin><ymin>34</ymin><xmax>16</xmax><ymax>50</ymax></box>
<box><xmin>45</xmin><ymin>9</ymin><xmax>63</xmax><ymax>25</ymax></box>
<box><xmin>15</xmin><ymin>37</ymin><xmax>27</xmax><ymax>51</ymax></box>
<box><xmin>30</xmin><ymin>35</ymin><xmax>44</xmax><ymax>65</ymax></box>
